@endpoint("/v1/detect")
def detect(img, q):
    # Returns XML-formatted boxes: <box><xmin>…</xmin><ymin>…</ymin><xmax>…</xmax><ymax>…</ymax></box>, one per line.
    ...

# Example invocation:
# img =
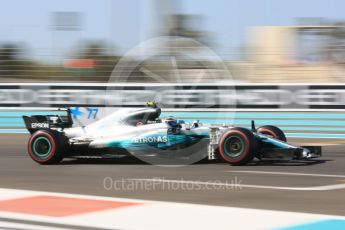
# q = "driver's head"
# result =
<box><xmin>162</xmin><ymin>116</ymin><xmax>177</xmax><ymax>126</ymax></box>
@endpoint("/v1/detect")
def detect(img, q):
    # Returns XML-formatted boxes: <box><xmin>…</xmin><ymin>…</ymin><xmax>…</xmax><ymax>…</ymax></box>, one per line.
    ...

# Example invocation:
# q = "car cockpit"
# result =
<box><xmin>121</xmin><ymin>101</ymin><xmax>202</xmax><ymax>130</ymax></box>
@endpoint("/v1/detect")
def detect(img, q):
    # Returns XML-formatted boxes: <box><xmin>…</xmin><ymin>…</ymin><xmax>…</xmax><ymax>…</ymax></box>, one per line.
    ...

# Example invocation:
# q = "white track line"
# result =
<box><xmin>129</xmin><ymin>178</ymin><xmax>345</xmax><ymax>191</ymax></box>
<box><xmin>0</xmin><ymin>221</ymin><xmax>71</xmax><ymax>230</ymax></box>
<box><xmin>226</xmin><ymin>170</ymin><xmax>345</xmax><ymax>178</ymax></box>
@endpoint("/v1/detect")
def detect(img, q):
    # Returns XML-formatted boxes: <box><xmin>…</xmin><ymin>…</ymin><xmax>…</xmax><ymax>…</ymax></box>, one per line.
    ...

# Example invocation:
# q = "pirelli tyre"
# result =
<box><xmin>218</xmin><ymin>127</ymin><xmax>258</xmax><ymax>165</ymax></box>
<box><xmin>257</xmin><ymin>125</ymin><xmax>287</xmax><ymax>142</ymax></box>
<box><xmin>28</xmin><ymin>129</ymin><xmax>68</xmax><ymax>164</ymax></box>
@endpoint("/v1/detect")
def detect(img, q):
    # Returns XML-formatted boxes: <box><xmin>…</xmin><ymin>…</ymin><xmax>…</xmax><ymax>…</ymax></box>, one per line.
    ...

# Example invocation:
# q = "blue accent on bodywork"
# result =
<box><xmin>259</xmin><ymin>135</ymin><xmax>291</xmax><ymax>148</ymax></box>
<box><xmin>70</xmin><ymin>107</ymin><xmax>84</xmax><ymax>119</ymax></box>
<box><xmin>87</xmin><ymin>108</ymin><xmax>99</xmax><ymax>119</ymax></box>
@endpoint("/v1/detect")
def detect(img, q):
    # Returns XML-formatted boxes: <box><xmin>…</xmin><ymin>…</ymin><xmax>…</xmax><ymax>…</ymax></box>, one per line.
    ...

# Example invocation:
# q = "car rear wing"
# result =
<box><xmin>23</xmin><ymin>108</ymin><xmax>73</xmax><ymax>134</ymax></box>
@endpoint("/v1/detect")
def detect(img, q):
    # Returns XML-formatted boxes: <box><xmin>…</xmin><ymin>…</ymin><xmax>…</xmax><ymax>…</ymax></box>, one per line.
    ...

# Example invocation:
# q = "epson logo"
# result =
<box><xmin>31</xmin><ymin>123</ymin><xmax>49</xmax><ymax>129</ymax></box>
<box><xmin>133</xmin><ymin>136</ymin><xmax>168</xmax><ymax>143</ymax></box>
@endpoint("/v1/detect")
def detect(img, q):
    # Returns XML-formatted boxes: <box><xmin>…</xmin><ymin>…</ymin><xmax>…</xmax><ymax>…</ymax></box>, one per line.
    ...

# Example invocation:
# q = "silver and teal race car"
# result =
<box><xmin>23</xmin><ymin>102</ymin><xmax>321</xmax><ymax>165</ymax></box>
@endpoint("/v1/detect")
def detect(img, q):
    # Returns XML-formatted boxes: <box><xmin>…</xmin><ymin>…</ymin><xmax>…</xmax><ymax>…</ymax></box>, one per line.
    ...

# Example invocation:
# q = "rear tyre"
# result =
<box><xmin>218</xmin><ymin>127</ymin><xmax>258</xmax><ymax>165</ymax></box>
<box><xmin>28</xmin><ymin>129</ymin><xmax>68</xmax><ymax>164</ymax></box>
<box><xmin>257</xmin><ymin>125</ymin><xmax>286</xmax><ymax>142</ymax></box>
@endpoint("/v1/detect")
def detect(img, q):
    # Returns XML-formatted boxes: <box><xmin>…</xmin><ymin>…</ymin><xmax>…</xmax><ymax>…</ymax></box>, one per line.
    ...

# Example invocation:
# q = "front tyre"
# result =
<box><xmin>257</xmin><ymin>125</ymin><xmax>286</xmax><ymax>142</ymax></box>
<box><xmin>218</xmin><ymin>127</ymin><xmax>258</xmax><ymax>165</ymax></box>
<box><xmin>28</xmin><ymin>130</ymin><xmax>67</xmax><ymax>164</ymax></box>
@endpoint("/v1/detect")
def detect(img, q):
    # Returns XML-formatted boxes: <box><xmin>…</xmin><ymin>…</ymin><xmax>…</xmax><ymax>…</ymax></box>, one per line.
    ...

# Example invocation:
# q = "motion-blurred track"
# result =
<box><xmin>1</xmin><ymin>134</ymin><xmax>345</xmax><ymax>216</ymax></box>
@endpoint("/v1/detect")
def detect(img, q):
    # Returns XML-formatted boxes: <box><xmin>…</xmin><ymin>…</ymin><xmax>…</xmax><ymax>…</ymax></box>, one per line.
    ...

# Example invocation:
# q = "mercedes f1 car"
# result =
<box><xmin>23</xmin><ymin>102</ymin><xmax>321</xmax><ymax>165</ymax></box>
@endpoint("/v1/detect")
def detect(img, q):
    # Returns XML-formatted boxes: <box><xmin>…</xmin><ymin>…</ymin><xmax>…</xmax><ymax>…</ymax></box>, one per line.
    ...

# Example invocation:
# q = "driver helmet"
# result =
<box><xmin>162</xmin><ymin>116</ymin><xmax>178</xmax><ymax>127</ymax></box>
<box><xmin>146</xmin><ymin>101</ymin><xmax>158</xmax><ymax>108</ymax></box>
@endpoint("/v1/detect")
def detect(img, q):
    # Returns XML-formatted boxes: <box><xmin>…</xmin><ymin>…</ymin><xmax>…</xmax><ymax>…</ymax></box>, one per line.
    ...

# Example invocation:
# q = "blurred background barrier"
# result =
<box><xmin>0</xmin><ymin>83</ymin><xmax>345</xmax><ymax>144</ymax></box>
<box><xmin>1</xmin><ymin>83</ymin><xmax>345</xmax><ymax>109</ymax></box>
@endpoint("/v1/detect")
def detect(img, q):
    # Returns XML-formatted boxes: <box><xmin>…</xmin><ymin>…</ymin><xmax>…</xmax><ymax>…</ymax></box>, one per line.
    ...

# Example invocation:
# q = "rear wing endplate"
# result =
<box><xmin>23</xmin><ymin>108</ymin><xmax>73</xmax><ymax>134</ymax></box>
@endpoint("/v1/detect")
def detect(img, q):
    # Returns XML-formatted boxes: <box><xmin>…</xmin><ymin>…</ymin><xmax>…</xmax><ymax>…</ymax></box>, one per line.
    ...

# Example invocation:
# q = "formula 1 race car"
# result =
<box><xmin>23</xmin><ymin>102</ymin><xmax>321</xmax><ymax>165</ymax></box>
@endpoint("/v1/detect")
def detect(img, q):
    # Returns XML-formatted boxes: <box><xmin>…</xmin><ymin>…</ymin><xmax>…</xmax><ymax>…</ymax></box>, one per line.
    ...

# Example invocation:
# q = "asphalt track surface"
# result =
<box><xmin>1</xmin><ymin>134</ymin><xmax>345</xmax><ymax>216</ymax></box>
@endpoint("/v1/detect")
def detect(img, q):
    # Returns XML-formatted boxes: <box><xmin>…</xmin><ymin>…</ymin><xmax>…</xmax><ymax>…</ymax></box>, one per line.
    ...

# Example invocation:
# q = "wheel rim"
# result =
<box><xmin>223</xmin><ymin>136</ymin><xmax>245</xmax><ymax>158</ymax></box>
<box><xmin>32</xmin><ymin>136</ymin><xmax>52</xmax><ymax>158</ymax></box>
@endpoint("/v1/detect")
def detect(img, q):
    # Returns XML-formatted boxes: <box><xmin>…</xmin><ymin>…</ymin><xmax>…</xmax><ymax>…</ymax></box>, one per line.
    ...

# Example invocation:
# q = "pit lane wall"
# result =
<box><xmin>0</xmin><ymin>83</ymin><xmax>345</xmax><ymax>143</ymax></box>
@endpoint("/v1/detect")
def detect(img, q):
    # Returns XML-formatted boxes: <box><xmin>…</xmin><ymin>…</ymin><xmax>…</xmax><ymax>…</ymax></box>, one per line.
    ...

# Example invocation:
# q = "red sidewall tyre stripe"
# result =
<box><xmin>28</xmin><ymin>131</ymin><xmax>57</xmax><ymax>163</ymax></box>
<box><xmin>258</xmin><ymin>128</ymin><xmax>278</xmax><ymax>138</ymax></box>
<box><xmin>219</xmin><ymin>130</ymin><xmax>250</xmax><ymax>164</ymax></box>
